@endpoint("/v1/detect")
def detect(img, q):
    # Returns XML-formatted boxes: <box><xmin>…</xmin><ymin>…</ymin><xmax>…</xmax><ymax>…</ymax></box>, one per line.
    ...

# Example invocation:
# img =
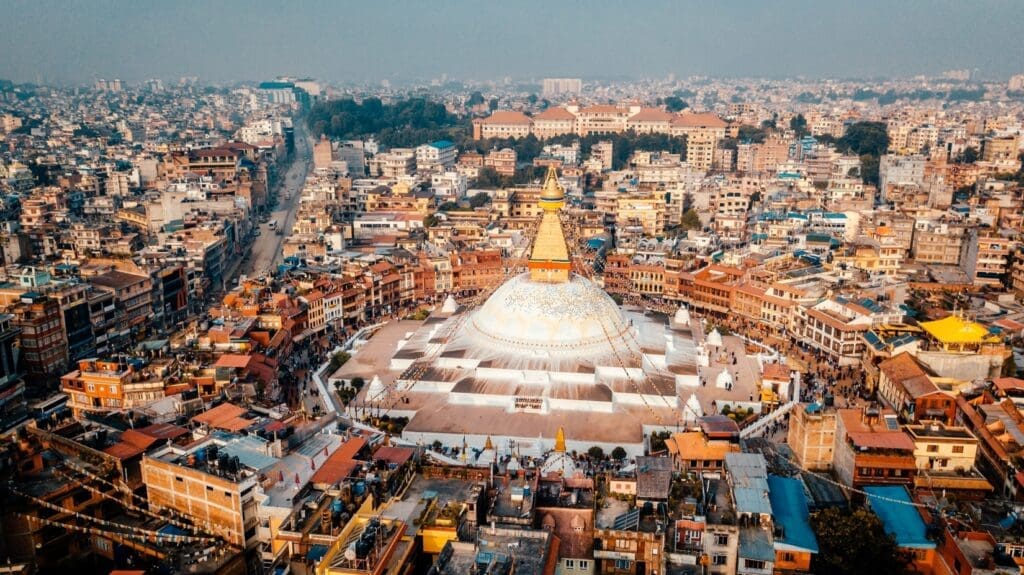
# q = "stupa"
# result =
<box><xmin>383</xmin><ymin>167</ymin><xmax>701</xmax><ymax>456</ymax></box>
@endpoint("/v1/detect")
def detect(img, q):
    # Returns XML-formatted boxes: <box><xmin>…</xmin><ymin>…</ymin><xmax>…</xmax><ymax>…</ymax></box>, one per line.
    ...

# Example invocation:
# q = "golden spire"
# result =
<box><xmin>539</xmin><ymin>165</ymin><xmax>565</xmax><ymax>208</ymax></box>
<box><xmin>554</xmin><ymin>427</ymin><xmax>566</xmax><ymax>453</ymax></box>
<box><xmin>484</xmin><ymin>435</ymin><xmax>494</xmax><ymax>451</ymax></box>
<box><xmin>529</xmin><ymin>166</ymin><xmax>571</xmax><ymax>283</ymax></box>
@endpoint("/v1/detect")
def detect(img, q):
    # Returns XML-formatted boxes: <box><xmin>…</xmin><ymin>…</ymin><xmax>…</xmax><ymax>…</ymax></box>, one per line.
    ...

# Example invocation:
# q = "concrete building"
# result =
<box><xmin>143</xmin><ymin>438</ymin><xmax>262</xmax><ymax>549</ymax></box>
<box><xmin>542</xmin><ymin>78</ymin><xmax>582</xmax><ymax>97</ymax></box>
<box><xmin>787</xmin><ymin>402</ymin><xmax>838</xmax><ymax>471</ymax></box>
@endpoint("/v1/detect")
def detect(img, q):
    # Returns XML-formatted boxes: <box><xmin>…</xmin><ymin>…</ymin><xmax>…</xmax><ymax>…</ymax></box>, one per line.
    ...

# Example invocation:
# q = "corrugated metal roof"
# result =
<box><xmin>767</xmin><ymin>475</ymin><xmax>819</xmax><ymax>553</ymax></box>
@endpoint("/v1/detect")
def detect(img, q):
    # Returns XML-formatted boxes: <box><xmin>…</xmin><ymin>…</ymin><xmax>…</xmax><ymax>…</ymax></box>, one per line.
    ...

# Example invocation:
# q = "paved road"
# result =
<box><xmin>240</xmin><ymin>120</ymin><xmax>314</xmax><ymax>278</ymax></box>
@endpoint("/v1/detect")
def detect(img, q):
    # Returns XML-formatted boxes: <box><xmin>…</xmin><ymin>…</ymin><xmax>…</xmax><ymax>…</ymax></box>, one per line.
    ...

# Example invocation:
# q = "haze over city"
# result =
<box><xmin>3</xmin><ymin>0</ymin><xmax>1024</xmax><ymax>84</ymax></box>
<box><xmin>5</xmin><ymin>2</ymin><xmax>1024</xmax><ymax>575</ymax></box>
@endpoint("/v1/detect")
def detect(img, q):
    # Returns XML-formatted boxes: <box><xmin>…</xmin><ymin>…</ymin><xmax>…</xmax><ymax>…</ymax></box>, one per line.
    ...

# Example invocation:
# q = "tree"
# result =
<box><xmin>468</xmin><ymin>192</ymin><xmax>492</xmax><ymax>208</ymax></box>
<box><xmin>664</xmin><ymin>96</ymin><xmax>689</xmax><ymax>112</ymax></box>
<box><xmin>467</xmin><ymin>91</ymin><xmax>484</xmax><ymax>108</ymax></box>
<box><xmin>789</xmin><ymin>113</ymin><xmax>808</xmax><ymax>138</ymax></box>
<box><xmin>811</xmin><ymin>508</ymin><xmax>910</xmax><ymax>575</ymax></box>
<box><xmin>587</xmin><ymin>446</ymin><xmax>605</xmax><ymax>460</ymax></box>
<box><xmin>611</xmin><ymin>446</ymin><xmax>627</xmax><ymax>460</ymax></box>
<box><xmin>954</xmin><ymin>146</ymin><xmax>979</xmax><ymax>164</ymax></box>
<box><xmin>737</xmin><ymin>125</ymin><xmax>768</xmax><ymax>143</ymax></box>
<box><xmin>474</xmin><ymin>167</ymin><xmax>503</xmax><ymax>189</ymax></box>
<box><xmin>488</xmin><ymin>98</ymin><xmax>499</xmax><ymax>111</ymax></box>
<box><xmin>423</xmin><ymin>214</ymin><xmax>440</xmax><ymax>228</ymax></box>
<box><xmin>527</xmin><ymin>93</ymin><xmax>538</xmax><ymax>105</ymax></box>
<box><xmin>327</xmin><ymin>351</ymin><xmax>351</xmax><ymax>373</ymax></box>
<box><xmin>438</xmin><ymin>201</ymin><xmax>461</xmax><ymax>212</ymax></box>
<box><xmin>859</xmin><ymin>154</ymin><xmax>881</xmax><ymax>187</ymax></box>
<box><xmin>680</xmin><ymin>209</ymin><xmax>702</xmax><ymax>232</ymax></box>
<box><xmin>350</xmin><ymin>377</ymin><xmax>365</xmax><ymax>390</ymax></box>
<box><xmin>836</xmin><ymin>122</ymin><xmax>890</xmax><ymax>157</ymax></box>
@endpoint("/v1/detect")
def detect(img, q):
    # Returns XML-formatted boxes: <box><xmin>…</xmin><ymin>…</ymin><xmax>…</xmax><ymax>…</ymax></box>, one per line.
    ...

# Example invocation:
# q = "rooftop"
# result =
<box><xmin>864</xmin><ymin>485</ymin><xmax>934</xmax><ymax>549</ymax></box>
<box><xmin>767</xmin><ymin>475</ymin><xmax>819</xmax><ymax>553</ymax></box>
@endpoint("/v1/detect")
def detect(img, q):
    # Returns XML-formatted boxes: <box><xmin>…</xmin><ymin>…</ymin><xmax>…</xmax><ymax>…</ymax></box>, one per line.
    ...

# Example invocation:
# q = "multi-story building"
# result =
<box><xmin>472</xmin><ymin>111</ymin><xmax>532</xmax><ymax>139</ymax></box>
<box><xmin>962</xmin><ymin>229</ymin><xmax>1013</xmax><ymax>287</ymax></box>
<box><xmin>834</xmin><ymin>407</ymin><xmax>916</xmax><ymax>489</ymax></box>
<box><xmin>671</xmin><ymin>113</ymin><xmax>728</xmax><ymax>172</ymax></box>
<box><xmin>143</xmin><ymin>438</ymin><xmax>261</xmax><ymax>549</ymax></box>
<box><xmin>61</xmin><ymin>357</ymin><xmax>176</xmax><ymax>415</ymax></box>
<box><xmin>876</xmin><ymin>353</ymin><xmax>956</xmax><ymax>425</ymax></box>
<box><xmin>787</xmin><ymin>402</ymin><xmax>838</xmax><ymax>471</ymax></box>
<box><xmin>541</xmin><ymin>77</ymin><xmax>582</xmax><ymax>97</ymax></box>
<box><xmin>912</xmin><ymin>221</ymin><xmax>966</xmax><ymax>265</ymax></box>
<box><xmin>415</xmin><ymin>140</ymin><xmax>457</xmax><ymax>172</ymax></box>
<box><xmin>10</xmin><ymin>293</ymin><xmax>68</xmax><ymax>384</ymax></box>
<box><xmin>89</xmin><ymin>270</ymin><xmax>153</xmax><ymax>348</ymax></box>
<box><xmin>484</xmin><ymin>148</ymin><xmax>517</xmax><ymax>177</ymax></box>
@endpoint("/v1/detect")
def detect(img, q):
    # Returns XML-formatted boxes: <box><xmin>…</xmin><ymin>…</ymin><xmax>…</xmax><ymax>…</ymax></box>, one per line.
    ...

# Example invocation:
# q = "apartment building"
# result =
<box><xmin>143</xmin><ymin>439</ymin><xmax>261</xmax><ymax>549</ymax></box>
<box><xmin>10</xmin><ymin>293</ymin><xmax>68</xmax><ymax>382</ymax></box>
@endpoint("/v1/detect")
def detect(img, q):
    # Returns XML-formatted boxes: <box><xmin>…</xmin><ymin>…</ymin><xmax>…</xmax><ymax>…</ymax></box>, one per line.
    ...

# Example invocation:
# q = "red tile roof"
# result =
<box><xmin>214</xmin><ymin>354</ymin><xmax>253</xmax><ymax>369</ymax></box>
<box><xmin>479</xmin><ymin>111</ymin><xmax>532</xmax><ymax>125</ymax></box>
<box><xmin>373</xmin><ymin>446</ymin><xmax>414</xmax><ymax>467</ymax></box>
<box><xmin>310</xmin><ymin>437</ymin><xmax>368</xmax><ymax>487</ymax></box>
<box><xmin>533</xmin><ymin>107</ymin><xmax>577</xmax><ymax>121</ymax></box>
<box><xmin>104</xmin><ymin>442</ymin><xmax>144</xmax><ymax>460</ymax></box>
<box><xmin>120</xmin><ymin>429</ymin><xmax>158</xmax><ymax>450</ymax></box>
<box><xmin>136</xmin><ymin>423</ymin><xmax>189</xmax><ymax>441</ymax></box>
<box><xmin>671</xmin><ymin>112</ymin><xmax>728</xmax><ymax>128</ymax></box>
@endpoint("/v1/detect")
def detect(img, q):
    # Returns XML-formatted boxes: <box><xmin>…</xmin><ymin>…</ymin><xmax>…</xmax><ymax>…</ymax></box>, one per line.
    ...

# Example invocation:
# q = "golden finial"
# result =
<box><xmin>554</xmin><ymin>427</ymin><xmax>566</xmax><ymax>452</ymax></box>
<box><xmin>539</xmin><ymin>165</ymin><xmax>564</xmax><ymax>209</ymax></box>
<box><xmin>484</xmin><ymin>435</ymin><xmax>494</xmax><ymax>451</ymax></box>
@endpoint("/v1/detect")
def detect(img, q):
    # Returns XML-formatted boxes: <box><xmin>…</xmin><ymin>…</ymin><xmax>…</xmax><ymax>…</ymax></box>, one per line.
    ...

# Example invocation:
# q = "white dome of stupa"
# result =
<box><xmin>706</xmin><ymin>328</ymin><xmax>723</xmax><ymax>347</ymax></box>
<box><xmin>463</xmin><ymin>272</ymin><xmax>635</xmax><ymax>359</ymax></box>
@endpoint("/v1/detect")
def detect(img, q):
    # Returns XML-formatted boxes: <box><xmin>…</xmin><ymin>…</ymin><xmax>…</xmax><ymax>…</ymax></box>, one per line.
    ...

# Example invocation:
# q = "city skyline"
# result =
<box><xmin>2</xmin><ymin>0</ymin><xmax>1023</xmax><ymax>85</ymax></box>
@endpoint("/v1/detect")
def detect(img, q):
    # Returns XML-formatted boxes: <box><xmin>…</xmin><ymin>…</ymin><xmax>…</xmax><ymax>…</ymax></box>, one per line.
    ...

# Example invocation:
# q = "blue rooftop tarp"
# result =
<box><xmin>306</xmin><ymin>544</ymin><xmax>329</xmax><ymax>562</ymax></box>
<box><xmin>767</xmin><ymin>475</ymin><xmax>819</xmax><ymax>553</ymax></box>
<box><xmin>865</xmin><ymin>486</ymin><xmax>935</xmax><ymax>549</ymax></box>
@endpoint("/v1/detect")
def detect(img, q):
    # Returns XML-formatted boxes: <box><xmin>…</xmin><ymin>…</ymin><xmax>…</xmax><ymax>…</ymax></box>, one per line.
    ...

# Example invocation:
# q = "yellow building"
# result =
<box><xmin>918</xmin><ymin>314</ymin><xmax>1003</xmax><ymax>353</ymax></box>
<box><xmin>615</xmin><ymin>196</ymin><xmax>665</xmax><ymax>237</ymax></box>
<box><xmin>315</xmin><ymin>497</ymin><xmax>411</xmax><ymax>575</ymax></box>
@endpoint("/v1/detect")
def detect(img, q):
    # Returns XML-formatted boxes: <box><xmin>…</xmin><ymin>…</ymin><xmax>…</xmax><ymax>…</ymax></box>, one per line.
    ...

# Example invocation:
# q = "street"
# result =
<box><xmin>240</xmin><ymin>120</ymin><xmax>314</xmax><ymax>279</ymax></box>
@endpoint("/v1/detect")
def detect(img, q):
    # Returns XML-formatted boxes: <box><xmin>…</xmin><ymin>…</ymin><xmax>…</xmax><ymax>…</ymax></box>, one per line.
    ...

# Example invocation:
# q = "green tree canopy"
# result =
<box><xmin>664</xmin><ymin>96</ymin><xmax>689</xmax><ymax>112</ymax></box>
<box><xmin>611</xmin><ymin>446</ymin><xmax>628</xmax><ymax>460</ymax></box>
<box><xmin>836</xmin><ymin>121</ymin><xmax>890</xmax><ymax>157</ymax></box>
<box><xmin>587</xmin><ymin>446</ymin><xmax>605</xmax><ymax>460</ymax></box>
<box><xmin>468</xmin><ymin>192</ymin><xmax>492</xmax><ymax>208</ymax></box>
<box><xmin>810</xmin><ymin>508</ymin><xmax>910</xmax><ymax>575</ymax></box>
<box><xmin>790</xmin><ymin>113</ymin><xmax>808</xmax><ymax>138</ymax></box>
<box><xmin>467</xmin><ymin>91</ymin><xmax>484</xmax><ymax>107</ymax></box>
<box><xmin>680</xmin><ymin>209</ymin><xmax>702</xmax><ymax>231</ymax></box>
<box><xmin>307</xmin><ymin>97</ymin><xmax>467</xmax><ymax>148</ymax></box>
<box><xmin>954</xmin><ymin>146</ymin><xmax>979</xmax><ymax>164</ymax></box>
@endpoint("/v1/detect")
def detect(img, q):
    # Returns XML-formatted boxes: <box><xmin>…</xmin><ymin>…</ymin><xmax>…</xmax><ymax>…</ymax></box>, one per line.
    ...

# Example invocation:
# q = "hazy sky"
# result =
<box><xmin>2</xmin><ymin>0</ymin><xmax>1023</xmax><ymax>85</ymax></box>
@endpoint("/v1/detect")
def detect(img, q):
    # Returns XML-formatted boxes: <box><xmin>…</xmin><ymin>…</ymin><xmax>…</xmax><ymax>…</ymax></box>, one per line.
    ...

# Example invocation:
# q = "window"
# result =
<box><xmin>744</xmin><ymin>559</ymin><xmax>767</xmax><ymax>570</ymax></box>
<box><xmin>578</xmin><ymin>560</ymin><xmax>589</xmax><ymax>570</ymax></box>
<box><xmin>715</xmin><ymin>533</ymin><xmax>729</xmax><ymax>546</ymax></box>
<box><xmin>615</xmin><ymin>559</ymin><xmax>632</xmax><ymax>570</ymax></box>
<box><xmin>565</xmin><ymin>559</ymin><xmax>575</xmax><ymax>569</ymax></box>
<box><xmin>952</xmin><ymin>445</ymin><xmax>965</xmax><ymax>454</ymax></box>
<box><xmin>927</xmin><ymin>444</ymin><xmax>939</xmax><ymax>453</ymax></box>
<box><xmin>713</xmin><ymin>554</ymin><xmax>727</xmax><ymax>566</ymax></box>
<box><xmin>781</xmin><ymin>552</ymin><xmax>796</xmax><ymax>562</ymax></box>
